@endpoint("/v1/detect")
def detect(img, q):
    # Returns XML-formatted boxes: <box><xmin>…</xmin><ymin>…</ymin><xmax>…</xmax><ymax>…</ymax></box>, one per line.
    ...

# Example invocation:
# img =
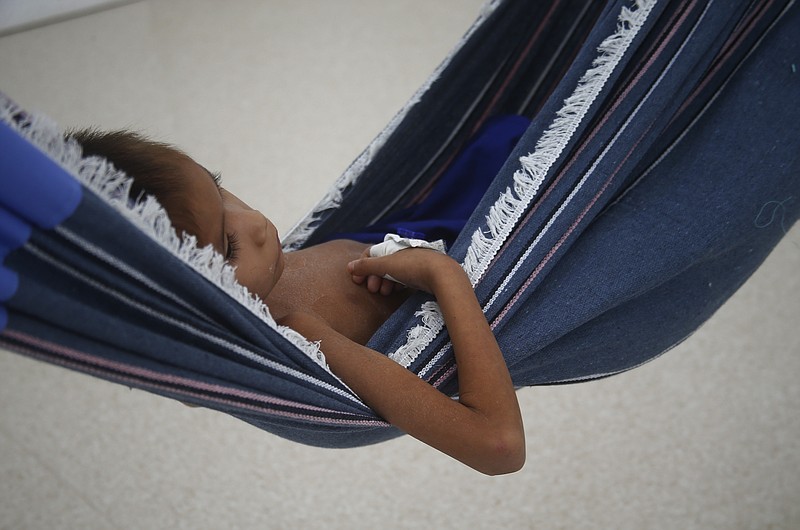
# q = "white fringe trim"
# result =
<box><xmin>387</xmin><ymin>301</ymin><xmax>444</xmax><ymax>366</ymax></box>
<box><xmin>463</xmin><ymin>0</ymin><xmax>656</xmax><ymax>285</ymax></box>
<box><xmin>281</xmin><ymin>0</ymin><xmax>503</xmax><ymax>251</ymax></box>
<box><xmin>391</xmin><ymin>0</ymin><xmax>657</xmax><ymax>368</ymax></box>
<box><xmin>0</xmin><ymin>94</ymin><xmax>329</xmax><ymax>371</ymax></box>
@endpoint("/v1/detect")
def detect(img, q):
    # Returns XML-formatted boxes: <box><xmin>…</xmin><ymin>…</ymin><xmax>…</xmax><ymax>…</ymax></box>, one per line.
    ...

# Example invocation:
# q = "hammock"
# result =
<box><xmin>1</xmin><ymin>0</ymin><xmax>798</xmax><ymax>448</ymax></box>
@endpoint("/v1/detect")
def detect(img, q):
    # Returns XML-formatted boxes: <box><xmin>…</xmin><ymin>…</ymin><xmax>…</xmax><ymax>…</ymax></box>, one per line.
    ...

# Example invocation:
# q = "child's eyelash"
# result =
<box><xmin>226</xmin><ymin>232</ymin><xmax>240</xmax><ymax>262</ymax></box>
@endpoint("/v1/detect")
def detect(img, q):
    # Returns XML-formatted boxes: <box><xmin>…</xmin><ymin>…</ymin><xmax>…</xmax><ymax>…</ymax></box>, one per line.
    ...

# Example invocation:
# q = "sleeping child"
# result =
<box><xmin>68</xmin><ymin>123</ymin><xmax>527</xmax><ymax>475</ymax></box>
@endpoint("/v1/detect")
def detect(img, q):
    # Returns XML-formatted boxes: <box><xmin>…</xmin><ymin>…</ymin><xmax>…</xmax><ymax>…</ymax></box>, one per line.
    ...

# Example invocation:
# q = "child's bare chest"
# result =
<box><xmin>267</xmin><ymin>240</ymin><xmax>409</xmax><ymax>345</ymax></box>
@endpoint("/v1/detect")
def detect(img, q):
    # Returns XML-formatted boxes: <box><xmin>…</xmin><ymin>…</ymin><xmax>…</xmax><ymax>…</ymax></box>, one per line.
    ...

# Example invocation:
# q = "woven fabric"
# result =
<box><xmin>1</xmin><ymin>0</ymin><xmax>797</xmax><ymax>447</ymax></box>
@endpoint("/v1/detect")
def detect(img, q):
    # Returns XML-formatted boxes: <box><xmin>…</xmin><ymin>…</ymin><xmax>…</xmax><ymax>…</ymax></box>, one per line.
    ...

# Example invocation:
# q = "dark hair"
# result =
<box><xmin>67</xmin><ymin>129</ymin><xmax>201</xmax><ymax>237</ymax></box>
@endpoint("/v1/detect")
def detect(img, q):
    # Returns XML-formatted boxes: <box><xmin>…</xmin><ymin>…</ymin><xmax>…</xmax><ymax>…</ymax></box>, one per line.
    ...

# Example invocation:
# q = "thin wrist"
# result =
<box><xmin>429</xmin><ymin>259</ymin><xmax>471</xmax><ymax>297</ymax></box>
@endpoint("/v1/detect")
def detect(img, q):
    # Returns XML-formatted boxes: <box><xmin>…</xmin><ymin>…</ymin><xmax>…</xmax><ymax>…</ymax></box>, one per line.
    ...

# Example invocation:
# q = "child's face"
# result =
<box><xmin>177</xmin><ymin>156</ymin><xmax>285</xmax><ymax>298</ymax></box>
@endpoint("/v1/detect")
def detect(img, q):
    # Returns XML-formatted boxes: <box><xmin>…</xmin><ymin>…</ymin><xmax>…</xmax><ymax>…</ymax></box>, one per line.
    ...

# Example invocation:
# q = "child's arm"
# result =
<box><xmin>282</xmin><ymin>249</ymin><xmax>525</xmax><ymax>475</ymax></box>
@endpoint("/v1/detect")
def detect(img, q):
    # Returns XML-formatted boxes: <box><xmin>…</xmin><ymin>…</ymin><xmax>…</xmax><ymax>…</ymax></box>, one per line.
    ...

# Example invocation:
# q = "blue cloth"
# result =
<box><xmin>0</xmin><ymin>121</ymin><xmax>82</xmax><ymax>327</ymax></box>
<box><xmin>333</xmin><ymin>115</ymin><xmax>531</xmax><ymax>246</ymax></box>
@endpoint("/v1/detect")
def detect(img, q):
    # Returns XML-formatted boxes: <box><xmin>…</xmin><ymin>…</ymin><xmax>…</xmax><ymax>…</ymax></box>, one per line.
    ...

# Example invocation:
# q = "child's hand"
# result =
<box><xmin>348</xmin><ymin>248</ymin><xmax>404</xmax><ymax>295</ymax></box>
<box><xmin>350</xmin><ymin>269</ymin><xmax>405</xmax><ymax>296</ymax></box>
<box><xmin>347</xmin><ymin>248</ymin><xmax>461</xmax><ymax>296</ymax></box>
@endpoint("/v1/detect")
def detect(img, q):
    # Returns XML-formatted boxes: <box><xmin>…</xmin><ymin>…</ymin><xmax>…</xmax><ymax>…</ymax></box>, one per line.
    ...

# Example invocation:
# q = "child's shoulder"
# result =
<box><xmin>302</xmin><ymin>238</ymin><xmax>370</xmax><ymax>260</ymax></box>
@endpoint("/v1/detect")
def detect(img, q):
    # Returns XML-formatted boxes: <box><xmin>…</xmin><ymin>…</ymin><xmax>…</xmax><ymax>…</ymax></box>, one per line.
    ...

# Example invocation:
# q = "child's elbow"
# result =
<box><xmin>478</xmin><ymin>429</ymin><xmax>526</xmax><ymax>476</ymax></box>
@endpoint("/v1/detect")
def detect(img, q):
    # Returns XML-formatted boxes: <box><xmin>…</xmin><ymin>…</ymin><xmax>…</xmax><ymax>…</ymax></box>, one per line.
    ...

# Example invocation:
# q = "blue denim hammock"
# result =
<box><xmin>2</xmin><ymin>0</ymin><xmax>798</xmax><ymax>448</ymax></box>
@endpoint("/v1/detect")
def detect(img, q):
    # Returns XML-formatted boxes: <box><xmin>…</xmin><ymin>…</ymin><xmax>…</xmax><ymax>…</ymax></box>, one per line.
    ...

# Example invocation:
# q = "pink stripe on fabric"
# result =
<box><xmin>675</xmin><ymin>0</ymin><xmax>776</xmax><ymax>118</ymax></box>
<box><xmin>471</xmin><ymin>0</ymin><xmax>563</xmax><ymax>134</ymax></box>
<box><xmin>3</xmin><ymin>329</ymin><xmax>381</xmax><ymax>425</ymax></box>
<box><xmin>410</xmin><ymin>1</ymin><xmax>566</xmax><ymax>206</ymax></box>
<box><xmin>489</xmin><ymin>0</ymin><xmax>697</xmax><ymax>288</ymax></box>
<box><xmin>487</xmin><ymin>1</ymin><xmax>698</xmax><ymax>275</ymax></box>
<box><xmin>492</xmin><ymin>116</ymin><xmax>657</xmax><ymax>329</ymax></box>
<box><xmin>432</xmin><ymin>364</ymin><xmax>458</xmax><ymax>389</ymax></box>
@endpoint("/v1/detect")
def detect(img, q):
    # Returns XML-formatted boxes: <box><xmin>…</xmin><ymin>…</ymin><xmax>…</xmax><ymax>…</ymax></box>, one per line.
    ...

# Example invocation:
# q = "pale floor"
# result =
<box><xmin>1</xmin><ymin>1</ymin><xmax>798</xmax><ymax>529</ymax></box>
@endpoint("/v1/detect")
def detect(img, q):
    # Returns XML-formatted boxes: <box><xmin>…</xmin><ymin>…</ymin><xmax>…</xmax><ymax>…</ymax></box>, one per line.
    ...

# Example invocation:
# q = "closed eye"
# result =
<box><xmin>226</xmin><ymin>232</ymin><xmax>240</xmax><ymax>262</ymax></box>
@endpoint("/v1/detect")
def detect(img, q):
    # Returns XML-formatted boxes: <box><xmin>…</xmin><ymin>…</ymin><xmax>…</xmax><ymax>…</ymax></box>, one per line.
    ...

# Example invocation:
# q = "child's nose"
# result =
<box><xmin>232</xmin><ymin>208</ymin><xmax>269</xmax><ymax>246</ymax></box>
<box><xmin>242</xmin><ymin>209</ymin><xmax>269</xmax><ymax>246</ymax></box>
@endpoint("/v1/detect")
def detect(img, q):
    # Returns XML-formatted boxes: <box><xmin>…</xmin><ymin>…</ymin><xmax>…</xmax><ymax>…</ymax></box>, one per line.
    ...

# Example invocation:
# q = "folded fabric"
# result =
<box><xmin>329</xmin><ymin>115</ymin><xmax>531</xmax><ymax>246</ymax></box>
<box><xmin>368</xmin><ymin>234</ymin><xmax>447</xmax><ymax>258</ymax></box>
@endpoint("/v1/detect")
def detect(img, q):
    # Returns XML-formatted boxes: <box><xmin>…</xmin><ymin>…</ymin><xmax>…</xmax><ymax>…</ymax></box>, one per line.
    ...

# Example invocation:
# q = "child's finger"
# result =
<box><xmin>379</xmin><ymin>278</ymin><xmax>394</xmax><ymax>296</ymax></box>
<box><xmin>367</xmin><ymin>274</ymin><xmax>382</xmax><ymax>293</ymax></box>
<box><xmin>348</xmin><ymin>257</ymin><xmax>387</xmax><ymax>278</ymax></box>
<box><xmin>349</xmin><ymin>256</ymin><xmax>409</xmax><ymax>286</ymax></box>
